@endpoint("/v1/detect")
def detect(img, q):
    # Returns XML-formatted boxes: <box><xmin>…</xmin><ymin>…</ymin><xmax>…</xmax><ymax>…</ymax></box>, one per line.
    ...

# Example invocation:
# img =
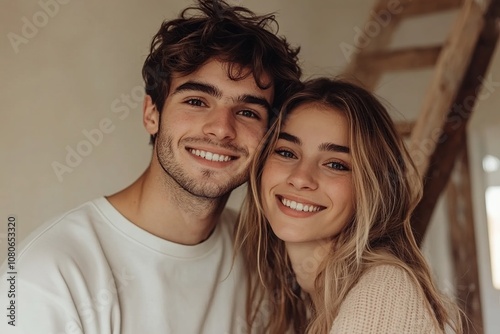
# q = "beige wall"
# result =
<box><xmin>2</xmin><ymin>0</ymin><xmax>500</xmax><ymax>332</ymax></box>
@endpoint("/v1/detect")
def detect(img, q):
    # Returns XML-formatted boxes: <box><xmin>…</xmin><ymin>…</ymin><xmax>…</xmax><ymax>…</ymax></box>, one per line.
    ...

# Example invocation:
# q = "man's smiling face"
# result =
<box><xmin>152</xmin><ymin>58</ymin><xmax>274</xmax><ymax>198</ymax></box>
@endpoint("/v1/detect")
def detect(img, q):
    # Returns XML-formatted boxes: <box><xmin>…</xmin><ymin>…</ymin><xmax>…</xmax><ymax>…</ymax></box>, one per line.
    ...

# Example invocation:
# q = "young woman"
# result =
<box><xmin>235</xmin><ymin>78</ymin><xmax>463</xmax><ymax>333</ymax></box>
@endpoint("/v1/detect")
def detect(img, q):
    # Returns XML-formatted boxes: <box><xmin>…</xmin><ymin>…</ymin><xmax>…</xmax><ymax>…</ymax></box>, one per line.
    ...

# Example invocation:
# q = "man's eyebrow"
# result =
<box><xmin>173</xmin><ymin>81</ymin><xmax>222</xmax><ymax>98</ymax></box>
<box><xmin>279</xmin><ymin>132</ymin><xmax>350</xmax><ymax>154</ymax></box>
<box><xmin>237</xmin><ymin>94</ymin><xmax>271</xmax><ymax>112</ymax></box>
<box><xmin>172</xmin><ymin>81</ymin><xmax>271</xmax><ymax>111</ymax></box>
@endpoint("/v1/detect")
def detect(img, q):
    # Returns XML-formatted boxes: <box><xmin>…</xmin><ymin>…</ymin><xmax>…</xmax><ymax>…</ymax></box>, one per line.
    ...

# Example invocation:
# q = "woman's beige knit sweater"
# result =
<box><xmin>329</xmin><ymin>265</ymin><xmax>443</xmax><ymax>334</ymax></box>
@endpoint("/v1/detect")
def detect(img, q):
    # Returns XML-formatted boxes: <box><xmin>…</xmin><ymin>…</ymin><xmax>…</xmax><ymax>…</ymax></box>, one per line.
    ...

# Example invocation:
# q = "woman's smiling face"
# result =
<box><xmin>261</xmin><ymin>102</ymin><xmax>355</xmax><ymax>245</ymax></box>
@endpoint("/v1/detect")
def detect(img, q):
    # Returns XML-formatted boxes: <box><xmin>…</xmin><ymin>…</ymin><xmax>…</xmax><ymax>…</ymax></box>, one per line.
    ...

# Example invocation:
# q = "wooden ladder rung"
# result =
<box><xmin>374</xmin><ymin>0</ymin><xmax>463</xmax><ymax>18</ymax></box>
<box><xmin>357</xmin><ymin>46</ymin><xmax>442</xmax><ymax>72</ymax></box>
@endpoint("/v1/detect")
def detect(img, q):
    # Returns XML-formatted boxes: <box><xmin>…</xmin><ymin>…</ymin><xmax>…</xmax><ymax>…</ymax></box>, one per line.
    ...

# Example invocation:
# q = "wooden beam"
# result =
<box><xmin>357</xmin><ymin>46</ymin><xmax>441</xmax><ymax>72</ymax></box>
<box><xmin>447</xmin><ymin>140</ymin><xmax>484</xmax><ymax>334</ymax></box>
<box><xmin>411</xmin><ymin>0</ymin><xmax>500</xmax><ymax>244</ymax></box>
<box><xmin>375</xmin><ymin>0</ymin><xmax>463</xmax><ymax>18</ymax></box>
<box><xmin>409</xmin><ymin>0</ymin><xmax>487</xmax><ymax>178</ymax></box>
<box><xmin>342</xmin><ymin>0</ymin><xmax>403</xmax><ymax>90</ymax></box>
<box><xmin>395</xmin><ymin>120</ymin><xmax>415</xmax><ymax>137</ymax></box>
<box><xmin>344</xmin><ymin>0</ymin><xmax>463</xmax><ymax>89</ymax></box>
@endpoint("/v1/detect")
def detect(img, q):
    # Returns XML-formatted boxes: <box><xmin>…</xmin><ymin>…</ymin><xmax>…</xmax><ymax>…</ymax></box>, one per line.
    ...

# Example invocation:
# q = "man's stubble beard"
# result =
<box><xmin>155</xmin><ymin>133</ymin><xmax>249</xmax><ymax>199</ymax></box>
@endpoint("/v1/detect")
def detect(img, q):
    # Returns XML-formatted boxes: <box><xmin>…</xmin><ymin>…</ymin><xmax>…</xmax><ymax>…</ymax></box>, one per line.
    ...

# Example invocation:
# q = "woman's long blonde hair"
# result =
<box><xmin>235</xmin><ymin>78</ymin><xmax>463</xmax><ymax>333</ymax></box>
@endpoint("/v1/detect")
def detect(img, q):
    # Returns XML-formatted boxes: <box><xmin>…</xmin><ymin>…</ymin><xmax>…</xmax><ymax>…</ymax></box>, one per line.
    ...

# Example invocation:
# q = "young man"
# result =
<box><xmin>0</xmin><ymin>1</ymin><xmax>301</xmax><ymax>333</ymax></box>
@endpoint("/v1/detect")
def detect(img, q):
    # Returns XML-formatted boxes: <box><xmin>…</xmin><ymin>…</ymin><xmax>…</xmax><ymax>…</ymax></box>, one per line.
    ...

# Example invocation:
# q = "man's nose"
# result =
<box><xmin>202</xmin><ymin>108</ymin><xmax>237</xmax><ymax>141</ymax></box>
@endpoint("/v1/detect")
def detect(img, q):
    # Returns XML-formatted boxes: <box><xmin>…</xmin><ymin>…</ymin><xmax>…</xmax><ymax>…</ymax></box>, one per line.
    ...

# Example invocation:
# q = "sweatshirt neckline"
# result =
<box><xmin>92</xmin><ymin>197</ymin><xmax>221</xmax><ymax>258</ymax></box>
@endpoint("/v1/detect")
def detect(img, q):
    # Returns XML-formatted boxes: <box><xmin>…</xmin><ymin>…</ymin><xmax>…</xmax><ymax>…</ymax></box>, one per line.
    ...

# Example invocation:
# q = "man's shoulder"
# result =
<box><xmin>0</xmin><ymin>198</ymin><xmax>122</xmax><ymax>334</ymax></box>
<box><xmin>11</xmin><ymin>198</ymin><xmax>110</xmax><ymax>270</ymax></box>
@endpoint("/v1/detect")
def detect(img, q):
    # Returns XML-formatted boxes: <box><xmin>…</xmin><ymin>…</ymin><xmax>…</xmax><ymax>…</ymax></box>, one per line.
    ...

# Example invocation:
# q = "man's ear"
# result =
<box><xmin>143</xmin><ymin>95</ymin><xmax>159</xmax><ymax>136</ymax></box>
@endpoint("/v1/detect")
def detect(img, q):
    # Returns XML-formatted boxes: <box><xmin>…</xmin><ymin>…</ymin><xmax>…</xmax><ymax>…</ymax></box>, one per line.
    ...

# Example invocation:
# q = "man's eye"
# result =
<box><xmin>237</xmin><ymin>110</ymin><xmax>260</xmax><ymax>119</ymax></box>
<box><xmin>186</xmin><ymin>99</ymin><xmax>205</xmax><ymax>107</ymax></box>
<box><xmin>275</xmin><ymin>149</ymin><xmax>296</xmax><ymax>159</ymax></box>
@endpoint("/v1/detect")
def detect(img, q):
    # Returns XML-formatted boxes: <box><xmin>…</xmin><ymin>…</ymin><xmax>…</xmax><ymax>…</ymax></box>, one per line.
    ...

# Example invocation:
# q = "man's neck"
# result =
<box><xmin>107</xmin><ymin>167</ymin><xmax>229</xmax><ymax>245</ymax></box>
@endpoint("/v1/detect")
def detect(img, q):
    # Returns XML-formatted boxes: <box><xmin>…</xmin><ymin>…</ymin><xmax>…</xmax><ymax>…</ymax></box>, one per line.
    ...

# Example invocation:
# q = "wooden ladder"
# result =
<box><xmin>342</xmin><ymin>0</ymin><xmax>500</xmax><ymax>333</ymax></box>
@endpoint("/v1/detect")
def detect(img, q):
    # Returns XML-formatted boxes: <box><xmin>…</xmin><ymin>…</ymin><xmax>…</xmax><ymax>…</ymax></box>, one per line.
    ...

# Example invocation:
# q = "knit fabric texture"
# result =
<box><xmin>329</xmin><ymin>265</ymin><xmax>443</xmax><ymax>334</ymax></box>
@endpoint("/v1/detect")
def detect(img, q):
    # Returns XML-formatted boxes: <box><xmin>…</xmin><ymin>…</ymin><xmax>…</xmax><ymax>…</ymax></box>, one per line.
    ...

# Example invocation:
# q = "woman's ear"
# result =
<box><xmin>143</xmin><ymin>95</ymin><xmax>159</xmax><ymax>136</ymax></box>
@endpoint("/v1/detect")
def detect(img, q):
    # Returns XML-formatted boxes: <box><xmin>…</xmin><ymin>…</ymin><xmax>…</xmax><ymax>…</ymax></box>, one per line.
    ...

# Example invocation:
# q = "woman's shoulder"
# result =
<box><xmin>351</xmin><ymin>264</ymin><xmax>430</xmax><ymax>310</ymax></box>
<box><xmin>329</xmin><ymin>264</ymin><xmax>442</xmax><ymax>333</ymax></box>
<box><xmin>358</xmin><ymin>264</ymin><xmax>416</xmax><ymax>288</ymax></box>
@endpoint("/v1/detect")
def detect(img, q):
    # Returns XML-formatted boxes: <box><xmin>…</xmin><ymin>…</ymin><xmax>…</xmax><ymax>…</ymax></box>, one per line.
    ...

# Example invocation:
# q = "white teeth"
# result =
<box><xmin>189</xmin><ymin>149</ymin><xmax>232</xmax><ymax>162</ymax></box>
<box><xmin>281</xmin><ymin>197</ymin><xmax>321</xmax><ymax>212</ymax></box>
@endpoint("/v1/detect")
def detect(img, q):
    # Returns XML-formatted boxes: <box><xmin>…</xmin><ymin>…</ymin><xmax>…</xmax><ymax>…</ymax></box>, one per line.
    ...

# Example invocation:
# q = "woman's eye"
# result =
<box><xmin>237</xmin><ymin>110</ymin><xmax>260</xmax><ymax>119</ymax></box>
<box><xmin>186</xmin><ymin>99</ymin><xmax>205</xmax><ymax>107</ymax></box>
<box><xmin>275</xmin><ymin>149</ymin><xmax>296</xmax><ymax>159</ymax></box>
<box><xmin>326</xmin><ymin>161</ymin><xmax>350</xmax><ymax>171</ymax></box>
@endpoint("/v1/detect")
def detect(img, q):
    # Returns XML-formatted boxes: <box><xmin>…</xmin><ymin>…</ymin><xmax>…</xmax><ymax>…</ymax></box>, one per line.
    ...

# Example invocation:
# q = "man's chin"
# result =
<box><xmin>193</xmin><ymin>177</ymin><xmax>249</xmax><ymax>198</ymax></box>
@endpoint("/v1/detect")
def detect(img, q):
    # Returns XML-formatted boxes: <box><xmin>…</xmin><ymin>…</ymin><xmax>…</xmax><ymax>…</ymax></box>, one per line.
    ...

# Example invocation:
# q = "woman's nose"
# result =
<box><xmin>286</xmin><ymin>162</ymin><xmax>318</xmax><ymax>191</ymax></box>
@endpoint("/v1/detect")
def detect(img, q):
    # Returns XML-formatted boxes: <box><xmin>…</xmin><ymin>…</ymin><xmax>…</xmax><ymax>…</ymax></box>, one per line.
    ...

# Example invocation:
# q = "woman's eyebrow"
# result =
<box><xmin>278</xmin><ymin>132</ymin><xmax>349</xmax><ymax>153</ymax></box>
<box><xmin>278</xmin><ymin>132</ymin><xmax>301</xmax><ymax>145</ymax></box>
<box><xmin>319</xmin><ymin>142</ymin><xmax>350</xmax><ymax>154</ymax></box>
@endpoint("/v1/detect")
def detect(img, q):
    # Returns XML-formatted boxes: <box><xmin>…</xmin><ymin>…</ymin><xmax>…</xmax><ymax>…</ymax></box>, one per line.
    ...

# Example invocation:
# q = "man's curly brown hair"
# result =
<box><xmin>142</xmin><ymin>0</ymin><xmax>302</xmax><ymax>143</ymax></box>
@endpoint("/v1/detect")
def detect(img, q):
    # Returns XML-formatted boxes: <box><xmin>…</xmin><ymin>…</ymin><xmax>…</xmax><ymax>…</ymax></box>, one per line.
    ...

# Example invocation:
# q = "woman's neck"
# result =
<box><xmin>285</xmin><ymin>240</ymin><xmax>330</xmax><ymax>298</ymax></box>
